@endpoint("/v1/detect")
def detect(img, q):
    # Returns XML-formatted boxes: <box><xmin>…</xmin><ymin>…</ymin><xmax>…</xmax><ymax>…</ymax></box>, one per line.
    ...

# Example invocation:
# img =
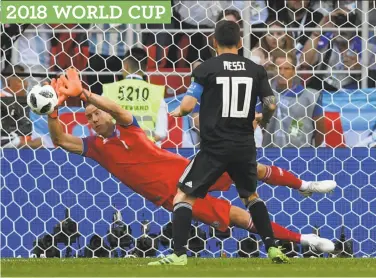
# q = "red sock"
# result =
<box><xmin>248</xmin><ymin>220</ymin><xmax>301</xmax><ymax>243</ymax></box>
<box><xmin>262</xmin><ymin>165</ymin><xmax>302</xmax><ymax>189</ymax></box>
<box><xmin>270</xmin><ymin>222</ymin><xmax>301</xmax><ymax>243</ymax></box>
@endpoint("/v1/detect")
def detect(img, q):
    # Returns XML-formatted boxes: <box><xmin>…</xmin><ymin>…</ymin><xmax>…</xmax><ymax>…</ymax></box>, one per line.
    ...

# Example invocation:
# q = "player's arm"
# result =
<box><xmin>171</xmin><ymin>66</ymin><xmax>204</xmax><ymax>117</ymax></box>
<box><xmin>48</xmin><ymin>111</ymin><xmax>84</xmax><ymax>154</ymax></box>
<box><xmin>43</xmin><ymin>78</ymin><xmax>83</xmax><ymax>154</ymax></box>
<box><xmin>171</xmin><ymin>94</ymin><xmax>199</xmax><ymax>117</ymax></box>
<box><xmin>59</xmin><ymin>68</ymin><xmax>133</xmax><ymax>126</ymax></box>
<box><xmin>256</xmin><ymin>67</ymin><xmax>277</xmax><ymax>128</ymax></box>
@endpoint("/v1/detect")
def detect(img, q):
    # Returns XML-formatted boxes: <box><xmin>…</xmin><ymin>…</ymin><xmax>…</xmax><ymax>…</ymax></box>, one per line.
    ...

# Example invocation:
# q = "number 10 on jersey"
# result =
<box><xmin>217</xmin><ymin>77</ymin><xmax>253</xmax><ymax>118</ymax></box>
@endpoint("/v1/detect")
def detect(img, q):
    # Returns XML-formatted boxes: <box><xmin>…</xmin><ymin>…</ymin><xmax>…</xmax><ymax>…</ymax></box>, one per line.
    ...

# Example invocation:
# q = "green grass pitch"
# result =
<box><xmin>1</xmin><ymin>258</ymin><xmax>376</xmax><ymax>277</ymax></box>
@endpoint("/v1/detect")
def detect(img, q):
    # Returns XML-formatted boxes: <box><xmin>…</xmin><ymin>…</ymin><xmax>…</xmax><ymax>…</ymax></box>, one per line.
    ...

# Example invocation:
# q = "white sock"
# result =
<box><xmin>300</xmin><ymin>181</ymin><xmax>310</xmax><ymax>191</ymax></box>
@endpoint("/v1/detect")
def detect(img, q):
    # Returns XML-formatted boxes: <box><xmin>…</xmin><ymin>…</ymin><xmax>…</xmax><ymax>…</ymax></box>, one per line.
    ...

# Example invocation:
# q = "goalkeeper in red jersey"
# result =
<box><xmin>47</xmin><ymin>68</ymin><xmax>334</xmax><ymax>257</ymax></box>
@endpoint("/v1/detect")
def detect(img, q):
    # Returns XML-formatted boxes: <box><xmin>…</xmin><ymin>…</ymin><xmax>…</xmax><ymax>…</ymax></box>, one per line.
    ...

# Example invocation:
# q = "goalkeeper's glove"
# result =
<box><xmin>58</xmin><ymin>68</ymin><xmax>92</xmax><ymax>103</ymax></box>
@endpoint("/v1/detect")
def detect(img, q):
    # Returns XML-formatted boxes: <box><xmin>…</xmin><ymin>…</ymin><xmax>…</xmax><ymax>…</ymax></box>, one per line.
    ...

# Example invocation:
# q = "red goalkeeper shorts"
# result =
<box><xmin>162</xmin><ymin>173</ymin><xmax>233</xmax><ymax>232</ymax></box>
<box><xmin>162</xmin><ymin>194</ymin><xmax>231</xmax><ymax>232</ymax></box>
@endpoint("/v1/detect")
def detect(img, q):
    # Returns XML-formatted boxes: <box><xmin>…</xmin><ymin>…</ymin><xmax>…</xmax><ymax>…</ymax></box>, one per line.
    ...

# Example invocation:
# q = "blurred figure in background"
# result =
<box><xmin>0</xmin><ymin>65</ymin><xmax>28</xmax><ymax>97</ymax></box>
<box><xmin>11</xmin><ymin>24</ymin><xmax>51</xmax><ymax>90</ymax></box>
<box><xmin>262</xmin><ymin>50</ymin><xmax>325</xmax><ymax>148</ymax></box>
<box><xmin>301</xmin><ymin>9</ymin><xmax>376</xmax><ymax>91</ymax></box>
<box><xmin>102</xmin><ymin>47</ymin><xmax>168</xmax><ymax>146</ymax></box>
<box><xmin>239</xmin><ymin>0</ymin><xmax>270</xmax><ymax>50</ymax></box>
<box><xmin>1</xmin><ymin>65</ymin><xmax>42</xmax><ymax>148</ymax></box>
<box><xmin>250</xmin><ymin>18</ymin><xmax>294</xmax><ymax>76</ymax></box>
<box><xmin>170</xmin><ymin>1</ymin><xmax>245</xmax><ymax>66</ymax></box>
<box><xmin>216</xmin><ymin>8</ymin><xmax>243</xmax><ymax>25</ymax></box>
<box><xmin>1</xmin><ymin>24</ymin><xmax>29</xmax><ymax>71</ymax></box>
<box><xmin>170</xmin><ymin>1</ymin><xmax>269</xmax><ymax>66</ymax></box>
<box><xmin>204</xmin><ymin>9</ymin><xmax>244</xmax><ymax>59</ymax></box>
<box><xmin>311</xmin><ymin>0</ymin><xmax>357</xmax><ymax>18</ymax></box>
<box><xmin>268</xmin><ymin>0</ymin><xmax>323</xmax><ymax>58</ymax></box>
<box><xmin>86</xmin><ymin>24</ymin><xmax>128</xmax><ymax>95</ymax></box>
<box><xmin>50</xmin><ymin>24</ymin><xmax>90</xmax><ymax>73</ymax></box>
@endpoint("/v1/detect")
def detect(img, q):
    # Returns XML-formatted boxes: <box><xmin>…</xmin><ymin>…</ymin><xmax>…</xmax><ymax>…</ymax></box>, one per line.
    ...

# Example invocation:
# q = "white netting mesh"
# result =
<box><xmin>1</xmin><ymin>1</ymin><xmax>376</xmax><ymax>259</ymax></box>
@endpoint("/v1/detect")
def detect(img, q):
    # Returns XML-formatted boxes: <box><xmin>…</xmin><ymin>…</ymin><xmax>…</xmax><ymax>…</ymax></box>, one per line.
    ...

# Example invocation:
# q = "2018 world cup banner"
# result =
<box><xmin>1</xmin><ymin>1</ymin><xmax>172</xmax><ymax>24</ymax></box>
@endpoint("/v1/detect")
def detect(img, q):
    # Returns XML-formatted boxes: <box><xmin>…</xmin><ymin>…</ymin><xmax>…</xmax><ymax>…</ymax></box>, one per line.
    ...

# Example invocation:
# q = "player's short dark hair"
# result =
<box><xmin>214</xmin><ymin>20</ymin><xmax>240</xmax><ymax>48</ymax></box>
<box><xmin>124</xmin><ymin>47</ymin><xmax>148</xmax><ymax>72</ymax></box>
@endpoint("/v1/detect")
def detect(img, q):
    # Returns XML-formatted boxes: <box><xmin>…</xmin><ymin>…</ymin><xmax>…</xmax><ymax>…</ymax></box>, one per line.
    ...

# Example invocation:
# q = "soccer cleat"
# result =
<box><xmin>147</xmin><ymin>254</ymin><xmax>187</xmax><ymax>266</ymax></box>
<box><xmin>301</xmin><ymin>234</ymin><xmax>335</xmax><ymax>253</ymax></box>
<box><xmin>299</xmin><ymin>180</ymin><xmax>337</xmax><ymax>197</ymax></box>
<box><xmin>268</xmin><ymin>246</ymin><xmax>290</xmax><ymax>264</ymax></box>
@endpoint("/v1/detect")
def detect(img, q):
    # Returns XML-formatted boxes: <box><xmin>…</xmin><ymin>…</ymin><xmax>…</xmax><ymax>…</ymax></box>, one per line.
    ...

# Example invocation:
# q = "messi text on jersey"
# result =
<box><xmin>223</xmin><ymin>61</ymin><xmax>246</xmax><ymax>71</ymax></box>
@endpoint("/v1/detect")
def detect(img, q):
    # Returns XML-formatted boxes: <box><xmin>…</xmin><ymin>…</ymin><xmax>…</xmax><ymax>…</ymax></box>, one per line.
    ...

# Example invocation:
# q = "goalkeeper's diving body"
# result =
<box><xmin>47</xmin><ymin>68</ymin><xmax>335</xmax><ymax>259</ymax></box>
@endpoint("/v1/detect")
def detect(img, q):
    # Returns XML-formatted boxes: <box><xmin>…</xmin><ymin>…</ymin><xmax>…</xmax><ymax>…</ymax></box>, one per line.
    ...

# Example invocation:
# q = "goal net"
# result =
<box><xmin>1</xmin><ymin>1</ymin><xmax>376</xmax><ymax>259</ymax></box>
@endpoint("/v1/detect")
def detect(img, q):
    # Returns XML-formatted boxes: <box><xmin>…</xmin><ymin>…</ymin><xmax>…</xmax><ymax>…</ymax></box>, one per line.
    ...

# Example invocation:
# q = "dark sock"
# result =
<box><xmin>172</xmin><ymin>202</ymin><xmax>193</xmax><ymax>256</ymax></box>
<box><xmin>247</xmin><ymin>199</ymin><xmax>277</xmax><ymax>251</ymax></box>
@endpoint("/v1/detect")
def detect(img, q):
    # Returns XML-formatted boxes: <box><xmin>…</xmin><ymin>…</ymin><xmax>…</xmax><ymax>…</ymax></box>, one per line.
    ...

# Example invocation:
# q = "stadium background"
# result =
<box><xmin>1</xmin><ymin>0</ymin><xmax>376</xmax><ymax>259</ymax></box>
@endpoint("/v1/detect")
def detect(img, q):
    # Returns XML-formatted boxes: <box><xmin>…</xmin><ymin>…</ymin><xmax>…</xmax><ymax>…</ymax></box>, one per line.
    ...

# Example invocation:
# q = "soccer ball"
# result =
<box><xmin>27</xmin><ymin>85</ymin><xmax>58</xmax><ymax>115</ymax></box>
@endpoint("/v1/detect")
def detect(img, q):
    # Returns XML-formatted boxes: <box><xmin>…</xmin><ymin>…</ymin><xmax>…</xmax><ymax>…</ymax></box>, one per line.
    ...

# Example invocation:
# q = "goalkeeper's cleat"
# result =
<box><xmin>301</xmin><ymin>234</ymin><xmax>335</xmax><ymax>253</ymax></box>
<box><xmin>299</xmin><ymin>180</ymin><xmax>337</xmax><ymax>197</ymax></box>
<box><xmin>268</xmin><ymin>246</ymin><xmax>290</xmax><ymax>264</ymax></box>
<box><xmin>147</xmin><ymin>254</ymin><xmax>187</xmax><ymax>266</ymax></box>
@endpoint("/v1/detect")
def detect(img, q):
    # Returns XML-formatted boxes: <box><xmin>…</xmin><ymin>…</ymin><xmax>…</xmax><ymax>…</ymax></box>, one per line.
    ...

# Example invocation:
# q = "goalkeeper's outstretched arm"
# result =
<box><xmin>45</xmin><ymin>77</ymin><xmax>83</xmax><ymax>154</ymax></box>
<box><xmin>48</xmin><ymin>112</ymin><xmax>83</xmax><ymax>155</ymax></box>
